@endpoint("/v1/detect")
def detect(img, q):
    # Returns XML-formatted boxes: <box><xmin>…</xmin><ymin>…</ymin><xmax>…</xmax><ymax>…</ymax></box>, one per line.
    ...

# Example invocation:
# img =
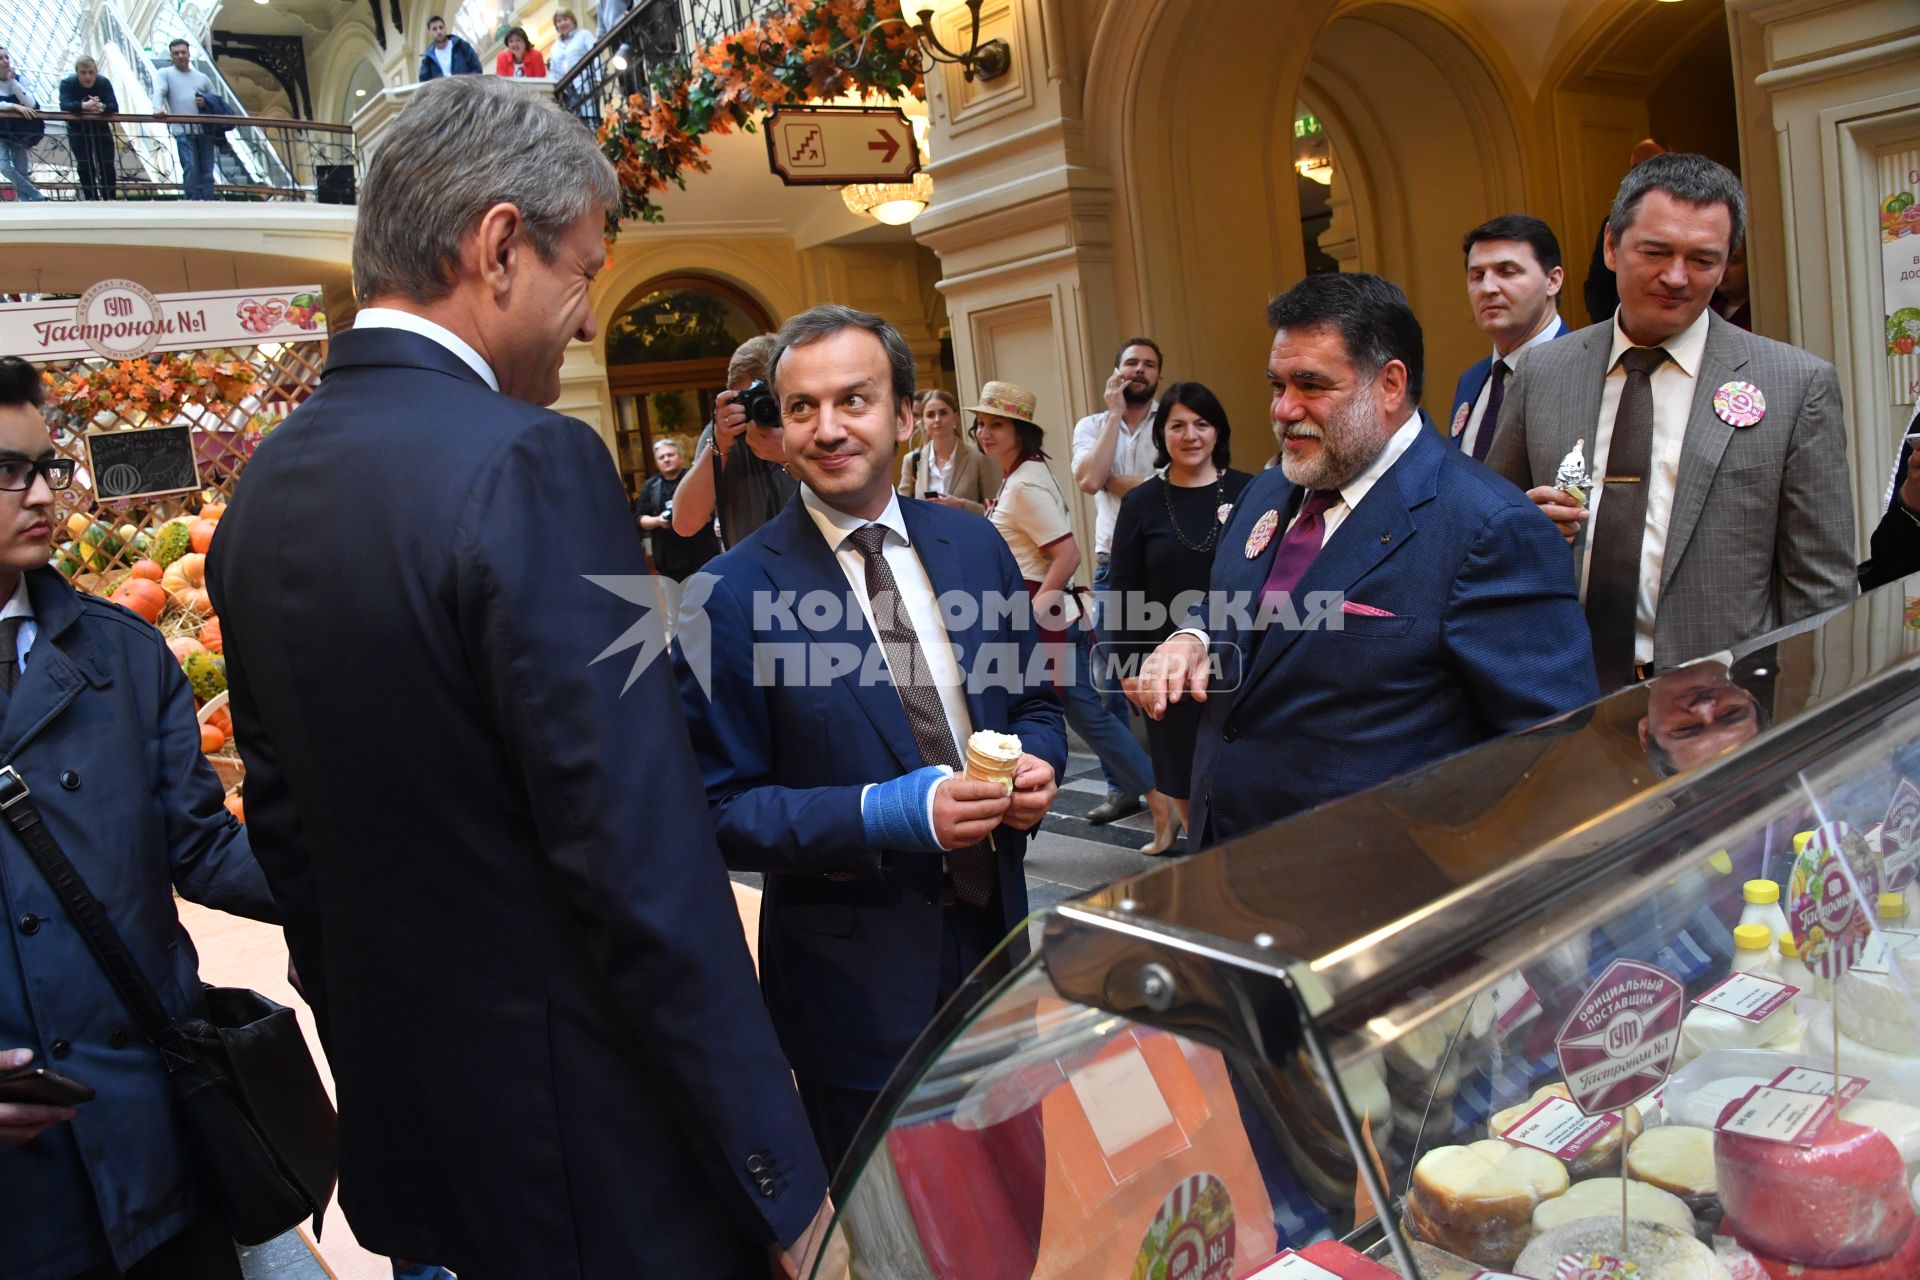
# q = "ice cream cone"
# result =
<box><xmin>965</xmin><ymin>730</ymin><xmax>1022</xmax><ymax>795</ymax></box>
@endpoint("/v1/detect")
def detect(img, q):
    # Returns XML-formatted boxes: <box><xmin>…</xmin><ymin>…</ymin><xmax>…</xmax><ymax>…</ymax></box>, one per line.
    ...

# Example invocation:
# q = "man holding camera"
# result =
<box><xmin>671</xmin><ymin>334</ymin><xmax>797</xmax><ymax>549</ymax></box>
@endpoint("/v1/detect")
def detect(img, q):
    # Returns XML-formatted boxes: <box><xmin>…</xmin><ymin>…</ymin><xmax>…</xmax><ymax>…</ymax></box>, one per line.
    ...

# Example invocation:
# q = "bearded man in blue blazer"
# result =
<box><xmin>674</xmin><ymin>305</ymin><xmax>1065</xmax><ymax>1175</ymax></box>
<box><xmin>1132</xmin><ymin>273</ymin><xmax>1599</xmax><ymax>851</ymax></box>
<box><xmin>1448</xmin><ymin>214</ymin><xmax>1572</xmax><ymax>461</ymax></box>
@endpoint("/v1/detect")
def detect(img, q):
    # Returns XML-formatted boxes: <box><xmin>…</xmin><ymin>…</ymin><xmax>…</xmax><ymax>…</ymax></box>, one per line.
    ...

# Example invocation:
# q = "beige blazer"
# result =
<box><xmin>1486</xmin><ymin>310</ymin><xmax>1857</xmax><ymax>671</ymax></box>
<box><xmin>897</xmin><ymin>436</ymin><xmax>1002</xmax><ymax>515</ymax></box>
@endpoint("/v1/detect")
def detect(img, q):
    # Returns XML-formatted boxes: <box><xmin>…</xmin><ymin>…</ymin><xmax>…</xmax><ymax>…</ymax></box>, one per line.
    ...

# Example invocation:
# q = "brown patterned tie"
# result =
<box><xmin>0</xmin><ymin>617</ymin><xmax>24</xmax><ymax>696</ymax></box>
<box><xmin>844</xmin><ymin>524</ymin><xmax>997</xmax><ymax>907</ymax></box>
<box><xmin>1585</xmin><ymin>345</ymin><xmax>1669</xmax><ymax>689</ymax></box>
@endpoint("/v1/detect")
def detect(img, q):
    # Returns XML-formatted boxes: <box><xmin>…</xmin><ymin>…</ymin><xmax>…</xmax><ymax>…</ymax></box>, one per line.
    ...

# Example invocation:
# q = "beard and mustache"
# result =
<box><xmin>1120</xmin><ymin>375</ymin><xmax>1156</xmax><ymax>407</ymax></box>
<box><xmin>1277</xmin><ymin>382</ymin><xmax>1386</xmax><ymax>492</ymax></box>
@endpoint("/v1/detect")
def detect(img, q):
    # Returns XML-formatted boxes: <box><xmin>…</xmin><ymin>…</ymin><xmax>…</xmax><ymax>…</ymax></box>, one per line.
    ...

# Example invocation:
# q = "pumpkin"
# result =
<box><xmin>200</xmin><ymin>723</ymin><xmax>226</xmax><ymax>753</ymax></box>
<box><xmin>129</xmin><ymin>559</ymin><xmax>163</xmax><ymax>582</ymax></box>
<box><xmin>204</xmin><ymin>706</ymin><xmax>232</xmax><ymax>737</ymax></box>
<box><xmin>160</xmin><ymin>553</ymin><xmax>205</xmax><ymax>595</ymax></box>
<box><xmin>167</xmin><ymin>636</ymin><xmax>206</xmax><ymax>661</ymax></box>
<box><xmin>199</xmin><ymin>502</ymin><xmax>227</xmax><ymax>521</ymax></box>
<box><xmin>188</xmin><ymin>519</ymin><xmax>219</xmax><ymax>554</ymax></box>
<box><xmin>172</xmin><ymin>587</ymin><xmax>213</xmax><ymax>616</ymax></box>
<box><xmin>197</xmin><ymin>617</ymin><xmax>223</xmax><ymax>653</ymax></box>
<box><xmin>224</xmin><ymin>793</ymin><xmax>244</xmax><ymax>823</ymax></box>
<box><xmin>110</xmin><ymin>578</ymin><xmax>167</xmax><ymax>624</ymax></box>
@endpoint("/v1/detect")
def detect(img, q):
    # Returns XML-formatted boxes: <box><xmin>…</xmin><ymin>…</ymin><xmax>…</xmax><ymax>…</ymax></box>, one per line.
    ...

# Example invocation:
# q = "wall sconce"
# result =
<box><xmin>835</xmin><ymin>0</ymin><xmax>1011</xmax><ymax>84</ymax></box>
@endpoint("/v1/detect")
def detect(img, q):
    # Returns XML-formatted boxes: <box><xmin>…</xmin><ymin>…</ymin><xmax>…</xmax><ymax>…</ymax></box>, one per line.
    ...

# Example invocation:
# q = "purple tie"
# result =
<box><xmin>1470</xmin><ymin>360</ymin><xmax>1508</xmax><ymax>462</ymax></box>
<box><xmin>1261</xmin><ymin>489</ymin><xmax>1339</xmax><ymax>602</ymax></box>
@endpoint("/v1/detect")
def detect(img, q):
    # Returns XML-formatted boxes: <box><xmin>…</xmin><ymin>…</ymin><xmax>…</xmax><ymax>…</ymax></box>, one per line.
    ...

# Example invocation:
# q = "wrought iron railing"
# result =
<box><xmin>552</xmin><ymin>0</ymin><xmax>773</xmax><ymax>127</ymax></box>
<box><xmin>0</xmin><ymin>112</ymin><xmax>358</xmax><ymax>204</ymax></box>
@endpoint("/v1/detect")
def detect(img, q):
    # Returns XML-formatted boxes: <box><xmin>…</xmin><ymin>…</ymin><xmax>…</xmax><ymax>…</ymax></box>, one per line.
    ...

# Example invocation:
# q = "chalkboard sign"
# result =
<box><xmin>85</xmin><ymin>426</ymin><xmax>202</xmax><ymax>501</ymax></box>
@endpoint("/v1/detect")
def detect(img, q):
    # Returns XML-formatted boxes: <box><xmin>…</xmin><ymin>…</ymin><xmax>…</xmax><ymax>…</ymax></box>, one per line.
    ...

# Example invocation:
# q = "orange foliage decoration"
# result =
<box><xmin>45</xmin><ymin>355</ymin><xmax>265</xmax><ymax>428</ymax></box>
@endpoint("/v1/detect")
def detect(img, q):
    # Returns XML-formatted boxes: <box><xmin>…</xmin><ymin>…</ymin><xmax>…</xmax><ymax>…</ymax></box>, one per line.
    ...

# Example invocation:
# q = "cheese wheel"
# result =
<box><xmin>1404</xmin><ymin>1139</ymin><xmax>1568</xmax><ymax>1266</ymax></box>
<box><xmin>1385</xmin><ymin>999</ymin><xmax>1493</xmax><ymax>1094</ymax></box>
<box><xmin>1513</xmin><ymin>1218</ymin><xmax>1730</xmax><ymax>1279</ymax></box>
<box><xmin>1724</xmin><ymin>1218</ymin><xmax>1920</xmax><ymax>1279</ymax></box>
<box><xmin>1804</xmin><ymin>1006</ymin><xmax>1919</xmax><ymax>1084</ymax></box>
<box><xmin>1486</xmin><ymin>1082</ymin><xmax>1642</xmax><ymax>1179</ymax></box>
<box><xmin>1679</xmin><ymin>999</ymin><xmax>1798</xmax><ymax>1064</ymax></box>
<box><xmin>1841</xmin><ymin>1098</ymin><xmax>1920</xmax><ymax>1168</ymax></box>
<box><xmin>1715</xmin><ymin>1099</ymin><xmax>1915</xmax><ymax>1266</ymax></box>
<box><xmin>1627</xmin><ymin>1125</ymin><xmax>1718</xmax><ymax>1214</ymax></box>
<box><xmin>1834</xmin><ymin>950</ymin><xmax>1920</xmax><ymax>1054</ymax></box>
<box><xmin>1528</xmin><ymin>1175</ymin><xmax>1695</xmax><ymax>1238</ymax></box>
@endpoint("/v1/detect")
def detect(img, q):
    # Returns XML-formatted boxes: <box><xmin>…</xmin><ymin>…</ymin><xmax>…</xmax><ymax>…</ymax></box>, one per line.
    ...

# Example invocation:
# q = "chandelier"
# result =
<box><xmin>841</xmin><ymin>114</ymin><xmax>934</xmax><ymax>225</ymax></box>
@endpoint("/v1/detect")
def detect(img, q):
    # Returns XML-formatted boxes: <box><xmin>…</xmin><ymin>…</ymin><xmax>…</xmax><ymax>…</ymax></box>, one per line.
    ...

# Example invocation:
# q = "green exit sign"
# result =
<box><xmin>1293</xmin><ymin>114</ymin><xmax>1322</xmax><ymax>139</ymax></box>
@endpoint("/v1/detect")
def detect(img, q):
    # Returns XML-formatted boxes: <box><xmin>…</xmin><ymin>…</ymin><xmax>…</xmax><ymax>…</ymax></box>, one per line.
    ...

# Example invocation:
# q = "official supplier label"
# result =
<box><xmin>1693</xmin><ymin>971</ymin><xmax>1799</xmax><ymax>1023</ymax></box>
<box><xmin>1554</xmin><ymin>959</ymin><xmax>1685</xmax><ymax>1114</ymax></box>
<box><xmin>1768</xmin><ymin>1066</ymin><xmax>1869</xmax><ymax>1105</ymax></box>
<box><xmin>1497</xmin><ymin>1095</ymin><xmax>1622</xmax><ymax>1161</ymax></box>
<box><xmin>1850</xmin><ymin>928</ymin><xmax>1918</xmax><ymax>975</ymax></box>
<box><xmin>1717</xmin><ymin>1085</ymin><xmax>1837</xmax><ymax>1147</ymax></box>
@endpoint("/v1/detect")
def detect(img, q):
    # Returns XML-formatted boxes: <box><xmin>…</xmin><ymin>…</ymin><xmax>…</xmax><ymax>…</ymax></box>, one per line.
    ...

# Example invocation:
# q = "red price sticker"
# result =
<box><xmin>1497</xmin><ymin>1094</ymin><xmax>1622</xmax><ymax>1161</ymax></box>
<box><xmin>1692</xmin><ymin>971</ymin><xmax>1799</xmax><ymax>1023</ymax></box>
<box><xmin>1554</xmin><ymin>959</ymin><xmax>1684</xmax><ymax>1115</ymax></box>
<box><xmin>1716</xmin><ymin>1085</ymin><xmax>1837</xmax><ymax>1147</ymax></box>
<box><xmin>1767</xmin><ymin>1066</ymin><xmax>1868</xmax><ymax>1104</ymax></box>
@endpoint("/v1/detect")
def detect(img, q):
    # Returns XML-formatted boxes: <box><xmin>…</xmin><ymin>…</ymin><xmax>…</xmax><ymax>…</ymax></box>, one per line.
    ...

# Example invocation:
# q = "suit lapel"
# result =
<box><xmin>1235</xmin><ymin>431</ymin><xmax>1434</xmax><ymax>701</ymax></box>
<box><xmin>1662</xmin><ymin>314</ymin><xmax>1748</xmax><ymax>593</ymax></box>
<box><xmin>762</xmin><ymin>501</ymin><xmax>920</xmax><ymax>772</ymax></box>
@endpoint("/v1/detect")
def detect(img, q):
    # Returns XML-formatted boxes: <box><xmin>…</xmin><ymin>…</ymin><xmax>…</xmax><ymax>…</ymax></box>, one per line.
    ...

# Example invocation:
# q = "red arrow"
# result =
<box><xmin>868</xmin><ymin>130</ymin><xmax>900</xmax><ymax>165</ymax></box>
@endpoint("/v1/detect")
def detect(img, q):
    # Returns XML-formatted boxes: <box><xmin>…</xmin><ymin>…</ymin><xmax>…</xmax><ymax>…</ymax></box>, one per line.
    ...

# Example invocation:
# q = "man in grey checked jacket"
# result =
<box><xmin>1487</xmin><ymin>153</ymin><xmax>1856</xmax><ymax>690</ymax></box>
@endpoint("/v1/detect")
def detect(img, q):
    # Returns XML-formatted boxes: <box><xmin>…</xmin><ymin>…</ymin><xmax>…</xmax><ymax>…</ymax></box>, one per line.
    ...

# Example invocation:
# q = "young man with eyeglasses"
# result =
<box><xmin>0</xmin><ymin>355</ymin><xmax>279</xmax><ymax>1278</ymax></box>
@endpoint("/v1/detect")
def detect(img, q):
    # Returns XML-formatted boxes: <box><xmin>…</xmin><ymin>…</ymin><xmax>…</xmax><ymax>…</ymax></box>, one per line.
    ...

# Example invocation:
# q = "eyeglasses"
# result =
<box><xmin>0</xmin><ymin>458</ymin><xmax>76</xmax><ymax>492</ymax></box>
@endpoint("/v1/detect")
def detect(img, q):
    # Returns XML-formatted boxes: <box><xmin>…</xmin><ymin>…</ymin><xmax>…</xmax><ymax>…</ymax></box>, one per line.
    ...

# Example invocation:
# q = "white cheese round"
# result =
<box><xmin>1529</xmin><ymin>1175</ymin><xmax>1696</xmax><ymax>1238</ymax></box>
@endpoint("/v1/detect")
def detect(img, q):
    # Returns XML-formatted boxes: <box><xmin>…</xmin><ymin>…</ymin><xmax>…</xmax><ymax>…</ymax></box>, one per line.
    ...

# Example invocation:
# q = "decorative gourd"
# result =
<box><xmin>129</xmin><ymin>559</ymin><xmax>163</xmax><ymax>582</ymax></box>
<box><xmin>204</xmin><ymin>706</ymin><xmax>232</xmax><ymax>737</ymax></box>
<box><xmin>199</xmin><ymin>502</ymin><xmax>227</xmax><ymax>521</ymax></box>
<box><xmin>200</xmin><ymin>723</ymin><xmax>226</xmax><ymax>753</ymax></box>
<box><xmin>167</xmin><ymin>636</ymin><xmax>206</xmax><ymax>661</ymax></box>
<box><xmin>188</xmin><ymin>519</ymin><xmax>218</xmax><ymax>554</ymax></box>
<box><xmin>197</xmin><ymin>616</ymin><xmax>222</xmax><ymax>653</ymax></box>
<box><xmin>150</xmin><ymin>521</ymin><xmax>193</xmax><ymax>568</ymax></box>
<box><xmin>110</xmin><ymin>578</ymin><xmax>167</xmax><ymax>624</ymax></box>
<box><xmin>160</xmin><ymin>552</ymin><xmax>205</xmax><ymax>595</ymax></box>
<box><xmin>182</xmin><ymin>651</ymin><xmax>227</xmax><ymax>702</ymax></box>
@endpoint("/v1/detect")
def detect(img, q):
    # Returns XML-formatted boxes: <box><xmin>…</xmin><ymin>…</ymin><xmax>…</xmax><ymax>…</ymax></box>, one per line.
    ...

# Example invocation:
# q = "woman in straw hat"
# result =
<box><xmin>969</xmin><ymin>380</ymin><xmax>1173</xmax><ymax>853</ymax></box>
<box><xmin>898</xmin><ymin>389</ymin><xmax>1000</xmax><ymax>515</ymax></box>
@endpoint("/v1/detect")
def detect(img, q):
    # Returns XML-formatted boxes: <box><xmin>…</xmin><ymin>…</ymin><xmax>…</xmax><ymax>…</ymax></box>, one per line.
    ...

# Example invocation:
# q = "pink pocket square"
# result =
<box><xmin>1341</xmin><ymin>601</ymin><xmax>1396</xmax><ymax>618</ymax></box>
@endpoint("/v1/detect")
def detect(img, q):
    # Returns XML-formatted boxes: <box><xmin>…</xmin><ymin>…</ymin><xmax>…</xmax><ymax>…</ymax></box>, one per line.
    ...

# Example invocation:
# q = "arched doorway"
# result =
<box><xmin>603</xmin><ymin>275</ymin><xmax>777</xmax><ymax>495</ymax></box>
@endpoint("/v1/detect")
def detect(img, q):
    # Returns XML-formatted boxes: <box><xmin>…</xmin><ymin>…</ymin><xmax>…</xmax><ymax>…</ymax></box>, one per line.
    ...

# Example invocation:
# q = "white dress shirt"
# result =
<box><xmin>1287</xmin><ymin>410</ymin><xmax>1425</xmax><ymax>547</ymax></box>
<box><xmin>1</xmin><ymin>576</ymin><xmax>36</xmax><ymax>677</ymax></box>
<box><xmin>1578</xmin><ymin>306</ymin><xmax>1712</xmax><ymax>665</ymax></box>
<box><xmin>1458</xmin><ymin>315</ymin><xmax>1564</xmax><ymax>458</ymax></box>
<box><xmin>351</xmin><ymin>308</ymin><xmax>500</xmax><ymax>391</ymax></box>
<box><xmin>1071</xmin><ymin>403</ymin><xmax>1161</xmax><ymax>556</ymax></box>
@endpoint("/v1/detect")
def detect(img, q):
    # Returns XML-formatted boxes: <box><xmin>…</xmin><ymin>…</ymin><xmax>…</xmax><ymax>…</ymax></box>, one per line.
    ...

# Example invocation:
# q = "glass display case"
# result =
<box><xmin>811</xmin><ymin>584</ymin><xmax>1920</xmax><ymax>1279</ymax></box>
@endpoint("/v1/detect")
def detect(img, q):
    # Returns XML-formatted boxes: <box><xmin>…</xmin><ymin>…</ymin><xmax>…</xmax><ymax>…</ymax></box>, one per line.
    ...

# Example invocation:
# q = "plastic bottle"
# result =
<box><xmin>1792</xmin><ymin>830</ymin><xmax>1815</xmax><ymax>857</ymax></box>
<box><xmin>1731</xmin><ymin>924</ymin><xmax>1780</xmax><ymax>978</ymax></box>
<box><xmin>1877</xmin><ymin>891</ymin><xmax>1915</xmax><ymax>931</ymax></box>
<box><xmin>1740</xmin><ymin>880</ymin><xmax>1791</xmax><ymax>957</ymax></box>
<box><xmin>1778</xmin><ymin>931</ymin><xmax>1830</xmax><ymax>1000</ymax></box>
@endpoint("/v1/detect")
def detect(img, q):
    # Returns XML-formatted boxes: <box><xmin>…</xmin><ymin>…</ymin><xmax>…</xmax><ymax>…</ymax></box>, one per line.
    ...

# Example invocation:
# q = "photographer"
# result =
<box><xmin>634</xmin><ymin>435</ymin><xmax>718</xmax><ymax>581</ymax></box>
<box><xmin>670</xmin><ymin>334</ymin><xmax>795</xmax><ymax>548</ymax></box>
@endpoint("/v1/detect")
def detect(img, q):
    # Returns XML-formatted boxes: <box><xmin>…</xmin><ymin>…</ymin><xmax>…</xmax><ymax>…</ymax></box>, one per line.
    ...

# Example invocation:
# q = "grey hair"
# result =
<box><xmin>727</xmin><ymin>333</ymin><xmax>778</xmax><ymax>386</ymax></box>
<box><xmin>1609</xmin><ymin>152</ymin><xmax>1747</xmax><ymax>256</ymax></box>
<box><xmin>769</xmin><ymin>304</ymin><xmax>916</xmax><ymax>408</ymax></box>
<box><xmin>353</xmin><ymin>77</ymin><xmax>618</xmax><ymax>304</ymax></box>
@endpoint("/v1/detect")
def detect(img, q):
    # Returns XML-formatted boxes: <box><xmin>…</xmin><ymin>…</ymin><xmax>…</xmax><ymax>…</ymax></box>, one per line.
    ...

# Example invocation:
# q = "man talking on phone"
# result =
<box><xmin>671</xmin><ymin>333</ymin><xmax>798</xmax><ymax>549</ymax></box>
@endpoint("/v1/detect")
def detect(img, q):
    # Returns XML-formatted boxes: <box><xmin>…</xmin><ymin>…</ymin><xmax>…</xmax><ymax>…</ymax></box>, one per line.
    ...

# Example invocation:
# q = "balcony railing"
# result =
<box><xmin>552</xmin><ymin>0</ymin><xmax>774</xmax><ymax>128</ymax></box>
<box><xmin>0</xmin><ymin>112</ymin><xmax>358</xmax><ymax>204</ymax></box>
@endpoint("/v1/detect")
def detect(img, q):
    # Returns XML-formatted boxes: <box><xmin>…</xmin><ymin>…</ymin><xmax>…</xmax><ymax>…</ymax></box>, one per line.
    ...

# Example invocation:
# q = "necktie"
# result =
<box><xmin>1585</xmin><ymin>345</ymin><xmax>1669</xmax><ymax>689</ymax></box>
<box><xmin>0</xmin><ymin>617</ymin><xmax>23</xmax><ymax>696</ymax></box>
<box><xmin>844</xmin><ymin>524</ymin><xmax>996</xmax><ymax>907</ymax></box>
<box><xmin>1470</xmin><ymin>360</ymin><xmax>1508</xmax><ymax>462</ymax></box>
<box><xmin>1260</xmin><ymin>489</ymin><xmax>1340</xmax><ymax>603</ymax></box>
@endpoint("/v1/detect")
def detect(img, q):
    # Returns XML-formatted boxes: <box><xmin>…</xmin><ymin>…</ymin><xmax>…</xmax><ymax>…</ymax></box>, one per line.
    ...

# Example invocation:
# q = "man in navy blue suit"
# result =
<box><xmin>1448</xmin><ymin>214</ymin><xmax>1571</xmax><ymax>461</ymax></box>
<box><xmin>674</xmin><ymin>304</ymin><xmax>1066</xmax><ymax>1174</ymax></box>
<box><xmin>1132</xmin><ymin>273</ymin><xmax>1598</xmax><ymax>850</ymax></box>
<box><xmin>208</xmin><ymin>78</ymin><xmax>832</xmax><ymax>1278</ymax></box>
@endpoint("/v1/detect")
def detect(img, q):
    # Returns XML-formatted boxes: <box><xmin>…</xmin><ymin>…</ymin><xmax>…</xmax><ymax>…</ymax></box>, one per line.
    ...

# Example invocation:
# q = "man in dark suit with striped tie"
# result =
<box><xmin>674</xmin><ymin>304</ymin><xmax>1065</xmax><ymax>1174</ymax></box>
<box><xmin>1447</xmin><ymin>214</ymin><xmax>1571</xmax><ymax>461</ymax></box>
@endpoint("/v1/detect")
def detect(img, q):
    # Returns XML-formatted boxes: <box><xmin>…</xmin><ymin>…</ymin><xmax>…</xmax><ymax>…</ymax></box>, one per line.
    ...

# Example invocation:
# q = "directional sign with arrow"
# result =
<box><xmin>764</xmin><ymin>105</ymin><xmax>922</xmax><ymax>186</ymax></box>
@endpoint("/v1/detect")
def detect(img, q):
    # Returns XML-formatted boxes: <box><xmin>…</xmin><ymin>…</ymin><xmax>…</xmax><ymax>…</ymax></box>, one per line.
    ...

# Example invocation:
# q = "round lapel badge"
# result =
<box><xmin>1244</xmin><ymin>509</ymin><xmax>1279</xmax><ymax>558</ymax></box>
<box><xmin>1215</xmin><ymin>502</ymin><xmax>1234</xmax><ymax>526</ymax></box>
<box><xmin>1450</xmin><ymin>402</ymin><xmax>1470</xmax><ymax>437</ymax></box>
<box><xmin>1713</xmin><ymin>380</ymin><xmax>1766</xmax><ymax>428</ymax></box>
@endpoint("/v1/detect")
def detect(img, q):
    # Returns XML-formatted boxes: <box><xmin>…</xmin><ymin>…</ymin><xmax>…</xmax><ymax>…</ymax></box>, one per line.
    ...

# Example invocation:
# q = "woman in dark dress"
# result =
<box><xmin>1107</xmin><ymin>382</ymin><xmax>1250</xmax><ymax>852</ymax></box>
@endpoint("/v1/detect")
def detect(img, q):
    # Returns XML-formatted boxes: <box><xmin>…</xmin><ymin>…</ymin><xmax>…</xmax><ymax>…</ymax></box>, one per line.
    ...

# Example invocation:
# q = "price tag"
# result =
<box><xmin>1490</xmin><ymin>972</ymin><xmax>1541</xmax><ymax>1036</ymax></box>
<box><xmin>1244</xmin><ymin>1252</ymin><xmax>1340</xmax><ymax>1279</ymax></box>
<box><xmin>1717</xmin><ymin>1085</ymin><xmax>1837</xmax><ymax>1147</ymax></box>
<box><xmin>1497</xmin><ymin>1094</ymin><xmax>1621</xmax><ymax>1160</ymax></box>
<box><xmin>1693</xmin><ymin>971</ymin><xmax>1799</xmax><ymax>1023</ymax></box>
<box><xmin>1768</xmin><ymin>1066</ymin><xmax>1869</xmax><ymax>1104</ymax></box>
<box><xmin>1850</xmin><ymin>928</ymin><xmax>1918</xmax><ymax>975</ymax></box>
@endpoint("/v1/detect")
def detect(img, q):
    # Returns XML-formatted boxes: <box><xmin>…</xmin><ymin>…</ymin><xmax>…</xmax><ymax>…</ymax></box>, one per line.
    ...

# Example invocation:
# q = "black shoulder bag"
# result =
<box><xmin>0</xmin><ymin>765</ymin><xmax>337</xmax><ymax>1245</ymax></box>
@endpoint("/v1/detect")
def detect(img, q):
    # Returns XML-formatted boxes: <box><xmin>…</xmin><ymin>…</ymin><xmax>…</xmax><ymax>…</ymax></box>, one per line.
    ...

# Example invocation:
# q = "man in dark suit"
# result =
<box><xmin>58</xmin><ymin>56</ymin><xmax>118</xmax><ymax>200</ymax></box>
<box><xmin>1860</xmin><ymin>406</ymin><xmax>1920</xmax><ymax>591</ymax></box>
<box><xmin>1488</xmin><ymin>153</ymin><xmax>1857</xmax><ymax>692</ymax></box>
<box><xmin>207</xmin><ymin>78</ymin><xmax>831</xmax><ymax>1279</ymax></box>
<box><xmin>1132</xmin><ymin>273</ymin><xmax>1598</xmax><ymax>850</ymax></box>
<box><xmin>1448</xmin><ymin>213</ymin><xmax>1571</xmax><ymax>460</ymax></box>
<box><xmin>674</xmin><ymin>305</ymin><xmax>1065</xmax><ymax>1173</ymax></box>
